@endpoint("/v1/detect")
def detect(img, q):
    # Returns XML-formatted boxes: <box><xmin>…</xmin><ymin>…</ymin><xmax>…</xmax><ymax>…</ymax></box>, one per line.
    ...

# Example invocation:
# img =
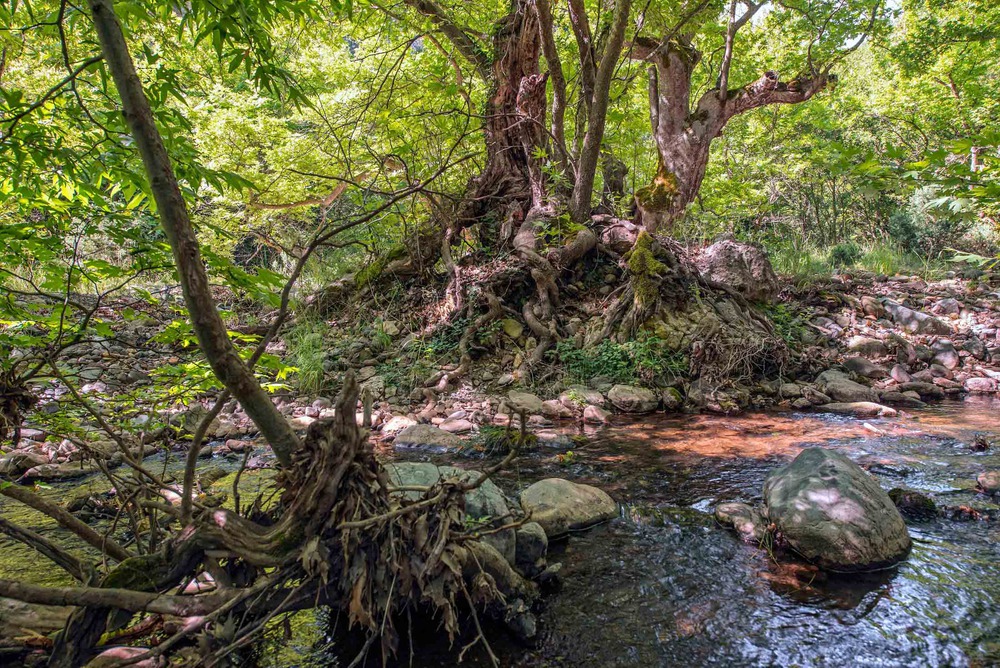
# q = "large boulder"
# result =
<box><xmin>393</xmin><ymin>424</ymin><xmax>464</xmax><ymax>450</ymax></box>
<box><xmin>815</xmin><ymin>370</ymin><xmax>879</xmax><ymax>403</ymax></box>
<box><xmin>842</xmin><ymin>357</ymin><xmax>887</xmax><ymax>379</ymax></box>
<box><xmin>507</xmin><ymin>390</ymin><xmax>544</xmax><ymax>415</ymax></box>
<box><xmin>520</xmin><ymin>478</ymin><xmax>618</xmax><ymax>537</ymax></box>
<box><xmin>607</xmin><ymin>385</ymin><xmax>658</xmax><ymax>413</ymax></box>
<box><xmin>764</xmin><ymin>448</ymin><xmax>911</xmax><ymax>571</ymax></box>
<box><xmin>819</xmin><ymin>402</ymin><xmax>897</xmax><ymax>418</ymax></box>
<box><xmin>385</xmin><ymin>462</ymin><xmax>515</xmax><ymax>562</ymax></box>
<box><xmin>882</xmin><ymin>300</ymin><xmax>951</xmax><ymax>335</ymax></box>
<box><xmin>693</xmin><ymin>238</ymin><xmax>780</xmax><ymax>303</ymax></box>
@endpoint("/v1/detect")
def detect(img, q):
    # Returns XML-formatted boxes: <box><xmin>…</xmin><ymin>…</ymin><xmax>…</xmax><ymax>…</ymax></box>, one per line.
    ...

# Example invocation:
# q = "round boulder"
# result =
<box><xmin>520</xmin><ymin>478</ymin><xmax>618</xmax><ymax>537</ymax></box>
<box><xmin>763</xmin><ymin>448</ymin><xmax>911</xmax><ymax>572</ymax></box>
<box><xmin>692</xmin><ymin>238</ymin><xmax>779</xmax><ymax>303</ymax></box>
<box><xmin>607</xmin><ymin>385</ymin><xmax>658</xmax><ymax>413</ymax></box>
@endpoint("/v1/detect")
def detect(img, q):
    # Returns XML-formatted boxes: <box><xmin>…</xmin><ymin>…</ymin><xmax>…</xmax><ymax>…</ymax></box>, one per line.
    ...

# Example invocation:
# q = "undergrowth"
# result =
<box><xmin>286</xmin><ymin>319</ymin><xmax>328</xmax><ymax>394</ymax></box>
<box><xmin>552</xmin><ymin>332</ymin><xmax>687</xmax><ymax>385</ymax></box>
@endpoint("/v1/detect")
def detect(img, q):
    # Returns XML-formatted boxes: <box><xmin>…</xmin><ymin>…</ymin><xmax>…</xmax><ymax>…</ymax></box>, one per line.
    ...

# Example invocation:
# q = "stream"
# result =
<box><xmin>4</xmin><ymin>398</ymin><xmax>1000</xmax><ymax>666</ymax></box>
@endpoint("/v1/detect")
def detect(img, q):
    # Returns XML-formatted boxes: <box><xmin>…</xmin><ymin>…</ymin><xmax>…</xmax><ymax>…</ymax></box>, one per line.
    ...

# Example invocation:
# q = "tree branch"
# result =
<box><xmin>86</xmin><ymin>0</ymin><xmax>301</xmax><ymax>468</ymax></box>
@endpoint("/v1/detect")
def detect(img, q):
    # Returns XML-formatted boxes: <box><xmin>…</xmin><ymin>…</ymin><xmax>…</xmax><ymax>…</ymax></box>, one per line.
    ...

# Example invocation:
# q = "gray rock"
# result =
<box><xmin>558</xmin><ymin>385</ymin><xmax>605</xmax><ymax>408</ymax></box>
<box><xmin>520</xmin><ymin>478</ymin><xmax>618</xmax><ymax>537</ymax></box>
<box><xmin>661</xmin><ymin>386</ymin><xmax>684</xmax><ymax>410</ymax></box>
<box><xmin>978</xmin><ymin>471</ymin><xmax>1000</xmax><ymax>495</ymax></box>
<box><xmin>890</xmin><ymin>364</ymin><xmax>913</xmax><ymax>384</ymax></box>
<box><xmin>883</xmin><ymin>300</ymin><xmax>951</xmax><ymax>335</ymax></box>
<box><xmin>583</xmin><ymin>405</ymin><xmax>610</xmax><ymax>424</ymax></box>
<box><xmin>541</xmin><ymin>399</ymin><xmax>574</xmax><ymax>419</ymax></box>
<box><xmin>815</xmin><ymin>370</ymin><xmax>879</xmax><ymax>403</ymax></box>
<box><xmin>819</xmin><ymin>402</ymin><xmax>897</xmax><ymax>418</ymax></box>
<box><xmin>963</xmin><ymin>336</ymin><xmax>988</xmax><ymax>360</ymax></box>
<box><xmin>846</xmin><ymin>336</ymin><xmax>888</xmax><ymax>357</ymax></box>
<box><xmin>715</xmin><ymin>502</ymin><xmax>766</xmax><ymax>543</ymax></box>
<box><xmin>393</xmin><ymin>424</ymin><xmax>463</xmax><ymax>449</ymax></box>
<box><xmin>779</xmin><ymin>383</ymin><xmax>803</xmax><ymax>400</ymax></box>
<box><xmin>764</xmin><ymin>448</ymin><xmax>911</xmax><ymax>571</ymax></box>
<box><xmin>439</xmin><ymin>418</ymin><xmax>475</xmax><ymax>433</ymax></box>
<box><xmin>897</xmin><ymin>381</ymin><xmax>945</xmax><ymax>401</ymax></box>
<box><xmin>930</xmin><ymin>340</ymin><xmax>960</xmax><ymax>370</ymax></box>
<box><xmin>931</xmin><ymin>298</ymin><xmax>962</xmax><ymax>316</ymax></box>
<box><xmin>515</xmin><ymin>521</ymin><xmax>548</xmax><ymax>575</ymax></box>
<box><xmin>842</xmin><ymin>357</ymin><xmax>887</xmax><ymax>379</ymax></box>
<box><xmin>507</xmin><ymin>391</ymin><xmax>544</xmax><ymax>414</ymax></box>
<box><xmin>693</xmin><ymin>238</ymin><xmax>780</xmax><ymax>303</ymax></box>
<box><xmin>965</xmin><ymin>377</ymin><xmax>998</xmax><ymax>394</ymax></box>
<box><xmin>878</xmin><ymin>392</ymin><xmax>926</xmax><ymax>409</ymax></box>
<box><xmin>607</xmin><ymin>385</ymin><xmax>658</xmax><ymax>413</ymax></box>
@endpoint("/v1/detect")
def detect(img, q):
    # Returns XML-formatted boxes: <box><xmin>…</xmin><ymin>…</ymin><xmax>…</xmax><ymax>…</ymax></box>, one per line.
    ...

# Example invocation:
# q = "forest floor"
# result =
<box><xmin>6</xmin><ymin>262</ymin><xmax>1000</xmax><ymax>483</ymax></box>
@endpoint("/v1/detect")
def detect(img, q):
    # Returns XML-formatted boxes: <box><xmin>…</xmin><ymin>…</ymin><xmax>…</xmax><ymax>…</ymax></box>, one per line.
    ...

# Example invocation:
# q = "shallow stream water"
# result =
<box><xmin>5</xmin><ymin>399</ymin><xmax>1000</xmax><ymax>667</ymax></box>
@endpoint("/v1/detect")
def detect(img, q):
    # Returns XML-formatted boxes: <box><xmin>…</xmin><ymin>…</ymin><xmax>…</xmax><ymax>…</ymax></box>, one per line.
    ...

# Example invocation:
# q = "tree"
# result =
<box><xmin>630</xmin><ymin>0</ymin><xmax>889</xmax><ymax>232</ymax></box>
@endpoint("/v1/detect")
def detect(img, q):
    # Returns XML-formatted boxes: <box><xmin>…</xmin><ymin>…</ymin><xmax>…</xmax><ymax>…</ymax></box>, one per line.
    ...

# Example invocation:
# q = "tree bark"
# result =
<box><xmin>460</xmin><ymin>0</ymin><xmax>542</xmax><ymax>237</ymax></box>
<box><xmin>86</xmin><ymin>0</ymin><xmax>300</xmax><ymax>468</ymax></box>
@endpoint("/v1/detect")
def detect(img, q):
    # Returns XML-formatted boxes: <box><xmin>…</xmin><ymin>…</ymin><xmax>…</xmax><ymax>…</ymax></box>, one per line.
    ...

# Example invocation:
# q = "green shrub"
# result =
<box><xmin>763</xmin><ymin>303</ymin><xmax>807</xmax><ymax>345</ymax></box>
<box><xmin>552</xmin><ymin>333</ymin><xmax>686</xmax><ymax>384</ymax></box>
<box><xmin>286</xmin><ymin>320</ymin><xmax>328</xmax><ymax>394</ymax></box>
<box><xmin>829</xmin><ymin>241</ymin><xmax>862</xmax><ymax>267</ymax></box>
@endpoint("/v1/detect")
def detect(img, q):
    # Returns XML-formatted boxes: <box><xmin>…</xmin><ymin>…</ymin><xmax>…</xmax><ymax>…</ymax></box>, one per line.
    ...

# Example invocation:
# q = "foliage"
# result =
<box><xmin>829</xmin><ymin>242</ymin><xmax>863</xmax><ymax>268</ymax></box>
<box><xmin>763</xmin><ymin>303</ymin><xmax>807</xmax><ymax>345</ymax></box>
<box><xmin>286</xmin><ymin>319</ymin><xmax>329</xmax><ymax>394</ymax></box>
<box><xmin>553</xmin><ymin>333</ymin><xmax>687</xmax><ymax>385</ymax></box>
<box><xmin>475</xmin><ymin>424</ymin><xmax>538</xmax><ymax>456</ymax></box>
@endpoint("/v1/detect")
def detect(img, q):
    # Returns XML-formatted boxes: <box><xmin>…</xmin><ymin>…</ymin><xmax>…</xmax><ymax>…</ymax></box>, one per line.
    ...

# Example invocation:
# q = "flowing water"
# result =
<box><xmin>5</xmin><ymin>399</ymin><xmax>1000</xmax><ymax>667</ymax></box>
<box><xmin>381</xmin><ymin>397</ymin><xmax>1000</xmax><ymax>667</ymax></box>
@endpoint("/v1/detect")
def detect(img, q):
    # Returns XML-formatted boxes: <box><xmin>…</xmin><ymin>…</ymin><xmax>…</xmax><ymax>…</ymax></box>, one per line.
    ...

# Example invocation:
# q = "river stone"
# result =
<box><xmin>897</xmin><ymin>381</ymin><xmax>946</xmax><ymax>401</ymax></box>
<box><xmin>977</xmin><ymin>471</ymin><xmax>1000</xmax><ymax>495</ymax></box>
<box><xmin>583</xmin><ymin>405</ymin><xmax>610</xmax><ymax>424</ymax></box>
<box><xmin>515</xmin><ymin>521</ymin><xmax>549</xmax><ymax>575</ymax></box>
<box><xmin>842</xmin><ymin>357</ymin><xmax>887</xmax><ymax>379</ymax></box>
<box><xmin>520</xmin><ymin>478</ymin><xmax>618</xmax><ymax>537</ymax></box>
<box><xmin>393</xmin><ymin>424</ymin><xmax>463</xmax><ymax>449</ymax></box>
<box><xmin>381</xmin><ymin>415</ymin><xmax>417</xmax><ymax>437</ymax></box>
<box><xmin>692</xmin><ymin>238</ymin><xmax>780</xmax><ymax>303</ymax></box>
<box><xmin>764</xmin><ymin>448</ymin><xmax>911</xmax><ymax>572</ymax></box>
<box><xmin>0</xmin><ymin>451</ymin><xmax>49</xmax><ymax>475</ymax></box>
<box><xmin>888</xmin><ymin>488</ymin><xmax>937</xmax><ymax>521</ymax></box>
<box><xmin>965</xmin><ymin>377</ymin><xmax>998</xmax><ymax>394</ymax></box>
<box><xmin>559</xmin><ymin>385</ymin><xmax>605</xmax><ymax>408</ymax></box>
<box><xmin>779</xmin><ymin>383</ymin><xmax>803</xmax><ymax>400</ymax></box>
<box><xmin>507</xmin><ymin>390</ymin><xmax>544</xmax><ymax>414</ymax></box>
<box><xmin>964</xmin><ymin>336</ymin><xmax>988</xmax><ymax>360</ymax></box>
<box><xmin>883</xmin><ymin>300</ymin><xmax>951</xmax><ymax>335</ymax></box>
<box><xmin>439</xmin><ymin>418</ymin><xmax>475</xmax><ymax>433</ymax></box>
<box><xmin>878</xmin><ymin>392</ymin><xmax>926</xmax><ymax>409</ymax></box>
<box><xmin>385</xmin><ymin>462</ymin><xmax>515</xmax><ymax>562</ymax></box>
<box><xmin>815</xmin><ymin>370</ymin><xmax>879</xmax><ymax>403</ymax></box>
<box><xmin>541</xmin><ymin>399</ymin><xmax>574</xmax><ymax>419</ymax></box>
<box><xmin>715</xmin><ymin>502</ymin><xmax>766</xmax><ymax>543</ymax></box>
<box><xmin>607</xmin><ymin>385</ymin><xmax>658</xmax><ymax>413</ymax></box>
<box><xmin>890</xmin><ymin>364</ymin><xmax>913</xmax><ymax>383</ymax></box>
<box><xmin>931</xmin><ymin>340</ymin><xmax>960</xmax><ymax>370</ymax></box>
<box><xmin>846</xmin><ymin>336</ymin><xmax>888</xmax><ymax>357</ymax></box>
<box><xmin>819</xmin><ymin>402</ymin><xmax>897</xmax><ymax>418</ymax></box>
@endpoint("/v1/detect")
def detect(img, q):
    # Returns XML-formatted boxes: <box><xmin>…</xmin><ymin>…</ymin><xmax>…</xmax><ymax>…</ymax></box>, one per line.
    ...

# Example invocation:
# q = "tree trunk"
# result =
<box><xmin>633</xmin><ymin>37</ymin><xmax>829</xmax><ymax>233</ymax></box>
<box><xmin>86</xmin><ymin>0</ymin><xmax>300</xmax><ymax>468</ymax></box>
<box><xmin>461</xmin><ymin>0</ymin><xmax>541</xmax><ymax>240</ymax></box>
